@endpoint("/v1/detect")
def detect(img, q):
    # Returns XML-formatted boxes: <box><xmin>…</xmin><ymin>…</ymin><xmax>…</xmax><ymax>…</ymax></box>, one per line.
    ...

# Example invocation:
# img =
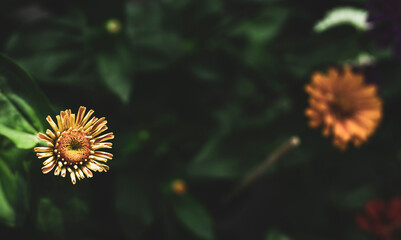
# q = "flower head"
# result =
<box><xmin>171</xmin><ymin>179</ymin><xmax>187</xmax><ymax>195</ymax></box>
<box><xmin>34</xmin><ymin>106</ymin><xmax>114</xmax><ymax>184</ymax></box>
<box><xmin>356</xmin><ymin>198</ymin><xmax>401</xmax><ymax>240</ymax></box>
<box><xmin>367</xmin><ymin>0</ymin><xmax>401</xmax><ymax>56</ymax></box>
<box><xmin>105</xmin><ymin>19</ymin><xmax>122</xmax><ymax>34</ymax></box>
<box><xmin>305</xmin><ymin>66</ymin><xmax>382</xmax><ymax>150</ymax></box>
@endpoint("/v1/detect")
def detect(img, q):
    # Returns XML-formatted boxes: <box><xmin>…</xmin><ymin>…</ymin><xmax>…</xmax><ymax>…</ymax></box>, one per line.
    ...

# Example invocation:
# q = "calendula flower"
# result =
<box><xmin>305</xmin><ymin>66</ymin><xmax>382</xmax><ymax>150</ymax></box>
<box><xmin>34</xmin><ymin>106</ymin><xmax>114</xmax><ymax>184</ymax></box>
<box><xmin>356</xmin><ymin>197</ymin><xmax>401</xmax><ymax>240</ymax></box>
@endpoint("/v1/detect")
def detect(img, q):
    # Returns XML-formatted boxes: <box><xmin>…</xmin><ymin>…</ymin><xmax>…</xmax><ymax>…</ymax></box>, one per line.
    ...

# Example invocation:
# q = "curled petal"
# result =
<box><xmin>42</xmin><ymin>160</ymin><xmax>56</xmax><ymax>174</ymax></box>
<box><xmin>80</xmin><ymin>109</ymin><xmax>94</xmax><ymax>127</ymax></box>
<box><xmin>46</xmin><ymin>116</ymin><xmax>59</xmax><ymax>133</ymax></box>
<box><xmin>60</xmin><ymin>167</ymin><xmax>66</xmax><ymax>177</ymax></box>
<box><xmin>92</xmin><ymin>126</ymin><xmax>108</xmax><ymax>138</ymax></box>
<box><xmin>94</xmin><ymin>133</ymin><xmax>114</xmax><ymax>143</ymax></box>
<box><xmin>77</xmin><ymin>168</ymin><xmax>85</xmax><ymax>180</ymax></box>
<box><xmin>46</xmin><ymin>129</ymin><xmax>57</xmax><ymax>139</ymax></box>
<box><xmin>94</xmin><ymin>151</ymin><xmax>113</xmax><ymax>159</ymax></box>
<box><xmin>37</xmin><ymin>152</ymin><xmax>54</xmax><ymax>159</ymax></box>
<box><xmin>82</xmin><ymin>166</ymin><xmax>93</xmax><ymax>178</ymax></box>
<box><xmin>70</xmin><ymin>171</ymin><xmax>76</xmax><ymax>184</ymax></box>
<box><xmin>89</xmin><ymin>155</ymin><xmax>108</xmax><ymax>162</ymax></box>
<box><xmin>54</xmin><ymin>164</ymin><xmax>62</xmax><ymax>176</ymax></box>
<box><xmin>92</xmin><ymin>142</ymin><xmax>112</xmax><ymax>150</ymax></box>
<box><xmin>34</xmin><ymin>147</ymin><xmax>52</xmax><ymax>153</ymax></box>
<box><xmin>76</xmin><ymin>106</ymin><xmax>86</xmax><ymax>126</ymax></box>
<box><xmin>37</xmin><ymin>133</ymin><xmax>53</xmax><ymax>144</ymax></box>
<box><xmin>42</xmin><ymin>156</ymin><xmax>55</xmax><ymax>165</ymax></box>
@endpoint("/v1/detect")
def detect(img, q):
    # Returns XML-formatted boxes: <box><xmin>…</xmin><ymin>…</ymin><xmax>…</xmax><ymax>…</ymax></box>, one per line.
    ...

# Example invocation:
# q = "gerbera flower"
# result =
<box><xmin>356</xmin><ymin>197</ymin><xmax>401</xmax><ymax>240</ymax></box>
<box><xmin>367</xmin><ymin>0</ymin><xmax>401</xmax><ymax>56</ymax></box>
<box><xmin>305</xmin><ymin>66</ymin><xmax>382</xmax><ymax>150</ymax></box>
<box><xmin>34</xmin><ymin>106</ymin><xmax>114</xmax><ymax>184</ymax></box>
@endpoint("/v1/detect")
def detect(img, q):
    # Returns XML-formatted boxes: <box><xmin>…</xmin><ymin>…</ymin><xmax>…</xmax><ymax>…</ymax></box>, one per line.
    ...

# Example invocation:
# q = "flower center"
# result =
<box><xmin>56</xmin><ymin>130</ymin><xmax>91</xmax><ymax>164</ymax></box>
<box><xmin>329</xmin><ymin>96</ymin><xmax>355</xmax><ymax>119</ymax></box>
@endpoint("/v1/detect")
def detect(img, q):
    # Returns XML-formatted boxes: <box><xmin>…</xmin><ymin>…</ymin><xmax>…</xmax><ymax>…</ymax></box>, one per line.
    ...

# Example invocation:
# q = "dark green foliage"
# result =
<box><xmin>0</xmin><ymin>0</ymin><xmax>399</xmax><ymax>240</ymax></box>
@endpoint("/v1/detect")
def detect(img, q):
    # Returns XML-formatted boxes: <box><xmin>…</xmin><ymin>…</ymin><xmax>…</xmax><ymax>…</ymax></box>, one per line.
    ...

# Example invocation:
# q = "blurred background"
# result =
<box><xmin>0</xmin><ymin>0</ymin><xmax>400</xmax><ymax>239</ymax></box>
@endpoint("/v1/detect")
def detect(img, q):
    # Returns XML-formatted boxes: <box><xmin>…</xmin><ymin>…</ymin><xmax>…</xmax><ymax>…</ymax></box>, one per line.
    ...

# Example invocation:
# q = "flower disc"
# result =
<box><xmin>57</xmin><ymin>130</ymin><xmax>91</xmax><ymax>164</ymax></box>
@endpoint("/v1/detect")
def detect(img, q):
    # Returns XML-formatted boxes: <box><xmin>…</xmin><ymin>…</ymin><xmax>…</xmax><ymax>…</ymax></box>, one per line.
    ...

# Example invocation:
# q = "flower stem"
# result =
<box><xmin>222</xmin><ymin>136</ymin><xmax>300</xmax><ymax>203</ymax></box>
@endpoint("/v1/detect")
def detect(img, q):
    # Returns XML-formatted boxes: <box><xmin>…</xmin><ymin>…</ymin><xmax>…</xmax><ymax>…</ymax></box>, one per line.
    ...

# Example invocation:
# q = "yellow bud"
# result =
<box><xmin>105</xmin><ymin>19</ymin><xmax>122</xmax><ymax>34</ymax></box>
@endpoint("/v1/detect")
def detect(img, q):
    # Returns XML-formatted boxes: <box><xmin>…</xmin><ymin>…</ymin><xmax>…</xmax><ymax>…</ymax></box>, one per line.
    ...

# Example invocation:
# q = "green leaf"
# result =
<box><xmin>0</xmin><ymin>159</ymin><xmax>17</xmax><ymax>227</ymax></box>
<box><xmin>0</xmin><ymin>84</ymin><xmax>40</xmax><ymax>149</ymax></box>
<box><xmin>265</xmin><ymin>229</ymin><xmax>291</xmax><ymax>240</ymax></box>
<box><xmin>0</xmin><ymin>158</ymin><xmax>29</xmax><ymax>227</ymax></box>
<box><xmin>0</xmin><ymin>124</ymin><xmax>38</xmax><ymax>149</ymax></box>
<box><xmin>65</xmin><ymin>197</ymin><xmax>89</xmax><ymax>222</ymax></box>
<box><xmin>115</xmin><ymin>176</ymin><xmax>154</xmax><ymax>239</ymax></box>
<box><xmin>329</xmin><ymin>185</ymin><xmax>376</xmax><ymax>209</ymax></box>
<box><xmin>0</xmin><ymin>89</ymin><xmax>37</xmax><ymax>133</ymax></box>
<box><xmin>96</xmin><ymin>54</ymin><xmax>132</xmax><ymax>103</ymax></box>
<box><xmin>0</xmin><ymin>182</ymin><xmax>15</xmax><ymax>227</ymax></box>
<box><xmin>172</xmin><ymin>195</ymin><xmax>214</xmax><ymax>240</ymax></box>
<box><xmin>0</xmin><ymin>160</ymin><xmax>19</xmax><ymax>206</ymax></box>
<box><xmin>37</xmin><ymin>198</ymin><xmax>64</xmax><ymax>235</ymax></box>
<box><xmin>314</xmin><ymin>7</ymin><xmax>368</xmax><ymax>33</ymax></box>
<box><xmin>0</xmin><ymin>54</ymin><xmax>53</xmax><ymax>122</ymax></box>
<box><xmin>230</xmin><ymin>7</ymin><xmax>289</xmax><ymax>67</ymax></box>
<box><xmin>187</xmin><ymin>158</ymin><xmax>242</xmax><ymax>179</ymax></box>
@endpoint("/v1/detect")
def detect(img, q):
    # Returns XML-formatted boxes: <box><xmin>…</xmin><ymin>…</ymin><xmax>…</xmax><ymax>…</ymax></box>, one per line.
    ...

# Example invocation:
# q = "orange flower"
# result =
<box><xmin>171</xmin><ymin>179</ymin><xmax>187</xmax><ymax>195</ymax></box>
<box><xmin>305</xmin><ymin>66</ymin><xmax>382</xmax><ymax>150</ymax></box>
<box><xmin>34</xmin><ymin>106</ymin><xmax>114</xmax><ymax>184</ymax></box>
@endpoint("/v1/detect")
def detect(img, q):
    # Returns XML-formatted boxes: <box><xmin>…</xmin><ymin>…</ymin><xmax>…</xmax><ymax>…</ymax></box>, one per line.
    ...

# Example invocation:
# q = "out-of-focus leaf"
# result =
<box><xmin>5</xmin><ymin>17</ymin><xmax>91</xmax><ymax>85</ymax></box>
<box><xmin>0</xmin><ymin>74</ymin><xmax>41</xmax><ymax>148</ymax></box>
<box><xmin>265</xmin><ymin>228</ymin><xmax>291</xmax><ymax>240</ymax></box>
<box><xmin>37</xmin><ymin>198</ymin><xmax>64</xmax><ymax>236</ymax></box>
<box><xmin>115</xmin><ymin>176</ymin><xmax>153</xmax><ymax>239</ymax></box>
<box><xmin>230</xmin><ymin>7</ymin><xmax>289</xmax><ymax>66</ymax></box>
<box><xmin>232</xmin><ymin>7</ymin><xmax>288</xmax><ymax>44</ymax></box>
<box><xmin>0</xmin><ymin>183</ymin><xmax>15</xmax><ymax>227</ymax></box>
<box><xmin>192</xmin><ymin>105</ymin><xmax>240</xmax><ymax>164</ymax></box>
<box><xmin>96</xmin><ymin>54</ymin><xmax>132</xmax><ymax>103</ymax></box>
<box><xmin>0</xmin><ymin>161</ymin><xmax>16</xmax><ymax>227</ymax></box>
<box><xmin>172</xmin><ymin>195</ymin><xmax>214</xmax><ymax>240</ymax></box>
<box><xmin>65</xmin><ymin>197</ymin><xmax>89</xmax><ymax>222</ymax></box>
<box><xmin>238</xmin><ymin>97</ymin><xmax>292</xmax><ymax>128</ymax></box>
<box><xmin>118</xmin><ymin>129</ymin><xmax>151</xmax><ymax>163</ymax></box>
<box><xmin>0</xmin><ymin>124</ymin><xmax>38</xmax><ymax>149</ymax></box>
<box><xmin>187</xmin><ymin>158</ymin><xmax>242</xmax><ymax>179</ymax></box>
<box><xmin>285</xmin><ymin>36</ymin><xmax>361</xmax><ymax>78</ymax></box>
<box><xmin>0</xmin><ymin>159</ymin><xmax>28</xmax><ymax>227</ymax></box>
<box><xmin>0</xmin><ymin>54</ymin><xmax>53</xmax><ymax>122</ymax></box>
<box><xmin>0</xmin><ymin>90</ymin><xmax>36</xmax><ymax>133</ymax></box>
<box><xmin>329</xmin><ymin>185</ymin><xmax>376</xmax><ymax>209</ymax></box>
<box><xmin>0</xmin><ymin>160</ymin><xmax>18</xmax><ymax>208</ymax></box>
<box><xmin>314</xmin><ymin>7</ymin><xmax>368</xmax><ymax>33</ymax></box>
<box><xmin>126</xmin><ymin>2</ymin><xmax>184</xmax><ymax>71</ymax></box>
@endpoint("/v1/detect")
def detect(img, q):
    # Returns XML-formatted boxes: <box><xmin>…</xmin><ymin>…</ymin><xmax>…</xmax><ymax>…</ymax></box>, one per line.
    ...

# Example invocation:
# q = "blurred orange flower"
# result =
<box><xmin>171</xmin><ymin>179</ymin><xmax>187</xmax><ymax>195</ymax></box>
<box><xmin>305</xmin><ymin>66</ymin><xmax>382</xmax><ymax>150</ymax></box>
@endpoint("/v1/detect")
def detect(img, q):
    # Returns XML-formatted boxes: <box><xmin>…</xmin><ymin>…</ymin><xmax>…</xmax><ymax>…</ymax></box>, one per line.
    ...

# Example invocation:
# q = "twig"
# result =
<box><xmin>222</xmin><ymin>136</ymin><xmax>300</xmax><ymax>203</ymax></box>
